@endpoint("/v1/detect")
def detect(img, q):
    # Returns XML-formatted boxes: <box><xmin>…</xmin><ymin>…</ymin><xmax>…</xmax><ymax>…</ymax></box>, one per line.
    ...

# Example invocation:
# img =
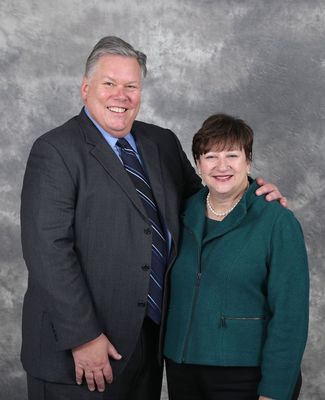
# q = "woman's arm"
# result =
<box><xmin>257</xmin><ymin>210</ymin><xmax>309</xmax><ymax>399</ymax></box>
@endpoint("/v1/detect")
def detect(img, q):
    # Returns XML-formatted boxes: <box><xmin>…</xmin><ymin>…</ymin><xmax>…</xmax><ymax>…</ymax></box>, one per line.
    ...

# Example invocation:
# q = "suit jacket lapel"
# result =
<box><xmin>135</xmin><ymin>132</ymin><xmax>179</xmax><ymax>258</ymax></box>
<box><xmin>132</xmin><ymin>128</ymin><xmax>167</xmax><ymax>224</ymax></box>
<box><xmin>78</xmin><ymin>111</ymin><xmax>148</xmax><ymax>221</ymax></box>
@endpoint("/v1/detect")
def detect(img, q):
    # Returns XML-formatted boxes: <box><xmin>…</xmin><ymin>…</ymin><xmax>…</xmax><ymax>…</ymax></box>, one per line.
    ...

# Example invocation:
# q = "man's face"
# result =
<box><xmin>81</xmin><ymin>54</ymin><xmax>142</xmax><ymax>137</ymax></box>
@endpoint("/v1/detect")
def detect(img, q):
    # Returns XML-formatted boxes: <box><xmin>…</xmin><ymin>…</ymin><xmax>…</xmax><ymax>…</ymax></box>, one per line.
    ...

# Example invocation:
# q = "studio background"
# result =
<box><xmin>1</xmin><ymin>0</ymin><xmax>324</xmax><ymax>399</ymax></box>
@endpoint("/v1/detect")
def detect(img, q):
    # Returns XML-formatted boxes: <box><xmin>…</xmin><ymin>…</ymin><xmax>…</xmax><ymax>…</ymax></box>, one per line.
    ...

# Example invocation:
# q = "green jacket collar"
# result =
<box><xmin>182</xmin><ymin>180</ymin><xmax>259</xmax><ymax>244</ymax></box>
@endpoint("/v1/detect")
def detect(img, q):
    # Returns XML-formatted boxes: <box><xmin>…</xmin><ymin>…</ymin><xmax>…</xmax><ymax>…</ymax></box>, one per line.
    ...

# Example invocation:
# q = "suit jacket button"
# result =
<box><xmin>51</xmin><ymin>324</ymin><xmax>58</xmax><ymax>341</ymax></box>
<box><xmin>137</xmin><ymin>301</ymin><xmax>146</xmax><ymax>307</ymax></box>
<box><xmin>144</xmin><ymin>228</ymin><xmax>151</xmax><ymax>235</ymax></box>
<box><xmin>141</xmin><ymin>265</ymin><xmax>150</xmax><ymax>271</ymax></box>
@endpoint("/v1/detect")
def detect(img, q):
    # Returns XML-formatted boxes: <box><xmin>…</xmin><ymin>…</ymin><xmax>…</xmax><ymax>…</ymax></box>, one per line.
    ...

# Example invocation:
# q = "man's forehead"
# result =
<box><xmin>95</xmin><ymin>56</ymin><xmax>142</xmax><ymax>77</ymax></box>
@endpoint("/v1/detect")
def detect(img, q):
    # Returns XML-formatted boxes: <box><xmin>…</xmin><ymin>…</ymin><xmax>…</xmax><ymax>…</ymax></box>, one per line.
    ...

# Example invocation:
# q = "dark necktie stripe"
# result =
<box><xmin>117</xmin><ymin>138</ymin><xmax>167</xmax><ymax>324</ymax></box>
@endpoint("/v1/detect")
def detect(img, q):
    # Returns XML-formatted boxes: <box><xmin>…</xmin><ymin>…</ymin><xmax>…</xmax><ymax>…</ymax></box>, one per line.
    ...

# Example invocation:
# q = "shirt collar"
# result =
<box><xmin>84</xmin><ymin>107</ymin><xmax>138</xmax><ymax>152</ymax></box>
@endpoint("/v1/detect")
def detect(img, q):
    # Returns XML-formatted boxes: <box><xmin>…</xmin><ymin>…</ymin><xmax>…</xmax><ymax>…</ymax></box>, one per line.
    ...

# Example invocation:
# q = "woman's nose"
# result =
<box><xmin>216</xmin><ymin>157</ymin><xmax>229</xmax><ymax>170</ymax></box>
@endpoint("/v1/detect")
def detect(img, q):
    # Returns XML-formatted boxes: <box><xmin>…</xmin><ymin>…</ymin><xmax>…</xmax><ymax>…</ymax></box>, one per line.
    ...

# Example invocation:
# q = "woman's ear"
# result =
<box><xmin>196</xmin><ymin>160</ymin><xmax>201</xmax><ymax>176</ymax></box>
<box><xmin>247</xmin><ymin>160</ymin><xmax>252</xmax><ymax>175</ymax></box>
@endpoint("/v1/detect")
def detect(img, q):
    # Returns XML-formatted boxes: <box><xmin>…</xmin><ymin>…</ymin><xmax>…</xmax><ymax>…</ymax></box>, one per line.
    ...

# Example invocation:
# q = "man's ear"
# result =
<box><xmin>80</xmin><ymin>77</ymin><xmax>89</xmax><ymax>102</ymax></box>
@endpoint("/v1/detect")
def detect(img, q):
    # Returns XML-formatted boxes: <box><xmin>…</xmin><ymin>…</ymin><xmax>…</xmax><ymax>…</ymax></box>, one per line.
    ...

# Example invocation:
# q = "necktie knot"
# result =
<box><xmin>117</xmin><ymin>138</ymin><xmax>132</xmax><ymax>151</ymax></box>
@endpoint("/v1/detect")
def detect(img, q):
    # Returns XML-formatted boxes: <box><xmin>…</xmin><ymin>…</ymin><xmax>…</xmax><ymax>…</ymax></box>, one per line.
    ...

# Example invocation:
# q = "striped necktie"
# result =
<box><xmin>117</xmin><ymin>138</ymin><xmax>167</xmax><ymax>324</ymax></box>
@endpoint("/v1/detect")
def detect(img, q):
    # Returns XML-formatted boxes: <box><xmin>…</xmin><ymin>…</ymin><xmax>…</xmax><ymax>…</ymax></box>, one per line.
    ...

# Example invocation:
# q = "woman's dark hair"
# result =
<box><xmin>192</xmin><ymin>113</ymin><xmax>254</xmax><ymax>162</ymax></box>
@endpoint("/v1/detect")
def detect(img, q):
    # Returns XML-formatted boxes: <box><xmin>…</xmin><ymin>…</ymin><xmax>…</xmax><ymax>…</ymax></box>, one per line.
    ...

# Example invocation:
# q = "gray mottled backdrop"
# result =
<box><xmin>1</xmin><ymin>0</ymin><xmax>324</xmax><ymax>399</ymax></box>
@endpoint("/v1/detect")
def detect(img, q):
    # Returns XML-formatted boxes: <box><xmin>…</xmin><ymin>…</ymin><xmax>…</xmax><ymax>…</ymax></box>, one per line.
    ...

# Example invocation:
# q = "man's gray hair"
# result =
<box><xmin>85</xmin><ymin>36</ymin><xmax>147</xmax><ymax>80</ymax></box>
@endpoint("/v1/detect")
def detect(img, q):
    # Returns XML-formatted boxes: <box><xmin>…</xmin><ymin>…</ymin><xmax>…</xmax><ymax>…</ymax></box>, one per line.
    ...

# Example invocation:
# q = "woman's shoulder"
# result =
<box><xmin>251</xmin><ymin>193</ymin><xmax>305</xmax><ymax>241</ymax></box>
<box><xmin>247</xmin><ymin>182</ymin><xmax>303</xmax><ymax>231</ymax></box>
<box><xmin>184</xmin><ymin>186</ymin><xmax>207</xmax><ymax>207</ymax></box>
<box><xmin>254</xmin><ymin>193</ymin><xmax>294</xmax><ymax>217</ymax></box>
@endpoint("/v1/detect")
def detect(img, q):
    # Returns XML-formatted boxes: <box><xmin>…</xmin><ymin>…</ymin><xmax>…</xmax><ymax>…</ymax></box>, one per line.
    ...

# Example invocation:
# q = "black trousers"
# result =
<box><xmin>27</xmin><ymin>318</ymin><xmax>163</xmax><ymax>400</ymax></box>
<box><xmin>166</xmin><ymin>359</ymin><xmax>302</xmax><ymax>400</ymax></box>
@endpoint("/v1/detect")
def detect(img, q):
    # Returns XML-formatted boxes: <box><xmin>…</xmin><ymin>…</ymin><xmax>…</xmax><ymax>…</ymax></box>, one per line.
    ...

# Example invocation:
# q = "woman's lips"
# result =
<box><xmin>213</xmin><ymin>175</ymin><xmax>233</xmax><ymax>181</ymax></box>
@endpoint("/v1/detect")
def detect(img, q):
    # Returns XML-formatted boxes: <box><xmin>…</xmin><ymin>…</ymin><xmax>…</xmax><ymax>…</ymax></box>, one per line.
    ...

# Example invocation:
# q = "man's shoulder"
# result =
<box><xmin>27</xmin><ymin>111</ymin><xmax>92</xmax><ymax>162</ymax></box>
<box><xmin>132</xmin><ymin>120</ymin><xmax>174</xmax><ymax>136</ymax></box>
<box><xmin>37</xmin><ymin>113</ymin><xmax>83</xmax><ymax>146</ymax></box>
<box><xmin>132</xmin><ymin>120</ymin><xmax>180</xmax><ymax>151</ymax></box>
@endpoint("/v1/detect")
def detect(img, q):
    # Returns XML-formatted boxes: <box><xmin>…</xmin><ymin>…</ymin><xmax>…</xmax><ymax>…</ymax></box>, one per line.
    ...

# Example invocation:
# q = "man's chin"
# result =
<box><xmin>107</xmin><ymin>126</ymin><xmax>133</xmax><ymax>138</ymax></box>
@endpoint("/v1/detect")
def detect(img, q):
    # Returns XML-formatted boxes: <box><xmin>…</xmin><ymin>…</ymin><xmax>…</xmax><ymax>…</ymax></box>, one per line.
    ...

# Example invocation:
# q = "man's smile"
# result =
<box><xmin>107</xmin><ymin>106</ymin><xmax>127</xmax><ymax>113</ymax></box>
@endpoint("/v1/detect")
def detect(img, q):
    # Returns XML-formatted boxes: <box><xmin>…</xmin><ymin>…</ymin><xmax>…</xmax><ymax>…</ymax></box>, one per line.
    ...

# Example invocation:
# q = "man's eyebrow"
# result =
<box><xmin>101</xmin><ymin>75</ymin><xmax>115</xmax><ymax>81</ymax></box>
<box><xmin>101</xmin><ymin>76</ymin><xmax>140</xmax><ymax>84</ymax></box>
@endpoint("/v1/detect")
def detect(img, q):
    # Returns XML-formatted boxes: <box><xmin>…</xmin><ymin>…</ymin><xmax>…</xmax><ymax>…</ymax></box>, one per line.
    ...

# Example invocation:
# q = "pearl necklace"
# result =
<box><xmin>206</xmin><ymin>192</ymin><xmax>242</xmax><ymax>218</ymax></box>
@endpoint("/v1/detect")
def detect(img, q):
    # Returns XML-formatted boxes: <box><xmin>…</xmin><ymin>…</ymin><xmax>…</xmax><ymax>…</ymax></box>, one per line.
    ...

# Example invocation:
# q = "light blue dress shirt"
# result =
<box><xmin>84</xmin><ymin>107</ymin><xmax>142</xmax><ymax>163</ymax></box>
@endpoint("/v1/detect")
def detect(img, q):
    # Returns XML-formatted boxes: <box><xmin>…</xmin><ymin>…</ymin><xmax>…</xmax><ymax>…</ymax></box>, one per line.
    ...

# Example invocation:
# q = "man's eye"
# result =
<box><xmin>104</xmin><ymin>82</ymin><xmax>114</xmax><ymax>86</ymax></box>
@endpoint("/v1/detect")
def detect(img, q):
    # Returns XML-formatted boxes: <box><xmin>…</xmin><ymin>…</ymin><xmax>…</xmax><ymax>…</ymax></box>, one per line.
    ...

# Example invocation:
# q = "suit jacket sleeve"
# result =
<box><xmin>21</xmin><ymin>137</ymin><xmax>102</xmax><ymax>351</ymax></box>
<box><xmin>172</xmin><ymin>132</ymin><xmax>202</xmax><ymax>197</ymax></box>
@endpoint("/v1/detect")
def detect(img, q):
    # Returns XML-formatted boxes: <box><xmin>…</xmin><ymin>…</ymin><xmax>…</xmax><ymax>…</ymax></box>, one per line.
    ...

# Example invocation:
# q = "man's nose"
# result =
<box><xmin>112</xmin><ymin>85</ymin><xmax>127</xmax><ymax>99</ymax></box>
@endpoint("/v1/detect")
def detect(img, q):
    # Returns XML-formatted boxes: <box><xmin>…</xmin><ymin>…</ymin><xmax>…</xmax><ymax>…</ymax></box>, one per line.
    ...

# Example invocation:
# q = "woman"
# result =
<box><xmin>164</xmin><ymin>114</ymin><xmax>309</xmax><ymax>400</ymax></box>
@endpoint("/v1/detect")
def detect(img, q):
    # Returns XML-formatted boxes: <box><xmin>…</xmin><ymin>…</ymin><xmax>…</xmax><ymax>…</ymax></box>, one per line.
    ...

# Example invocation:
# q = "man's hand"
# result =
<box><xmin>72</xmin><ymin>333</ymin><xmax>122</xmax><ymax>392</ymax></box>
<box><xmin>255</xmin><ymin>177</ymin><xmax>288</xmax><ymax>208</ymax></box>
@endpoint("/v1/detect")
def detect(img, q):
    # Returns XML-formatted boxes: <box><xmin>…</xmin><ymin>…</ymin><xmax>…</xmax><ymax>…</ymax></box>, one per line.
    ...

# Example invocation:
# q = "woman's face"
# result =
<box><xmin>197</xmin><ymin>146</ymin><xmax>251</xmax><ymax>198</ymax></box>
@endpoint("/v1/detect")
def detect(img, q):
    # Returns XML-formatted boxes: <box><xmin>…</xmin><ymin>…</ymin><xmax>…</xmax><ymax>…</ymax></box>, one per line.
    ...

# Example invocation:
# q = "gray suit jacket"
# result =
<box><xmin>20</xmin><ymin>109</ymin><xmax>201</xmax><ymax>383</ymax></box>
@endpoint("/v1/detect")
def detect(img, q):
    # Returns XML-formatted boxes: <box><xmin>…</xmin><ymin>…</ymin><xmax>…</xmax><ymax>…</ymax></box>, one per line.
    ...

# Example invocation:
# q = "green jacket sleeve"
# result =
<box><xmin>258</xmin><ymin>210</ymin><xmax>309</xmax><ymax>400</ymax></box>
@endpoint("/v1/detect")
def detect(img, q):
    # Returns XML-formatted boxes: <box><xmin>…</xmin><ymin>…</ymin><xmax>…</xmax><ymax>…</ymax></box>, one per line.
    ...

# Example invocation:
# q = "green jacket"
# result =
<box><xmin>164</xmin><ymin>181</ymin><xmax>309</xmax><ymax>400</ymax></box>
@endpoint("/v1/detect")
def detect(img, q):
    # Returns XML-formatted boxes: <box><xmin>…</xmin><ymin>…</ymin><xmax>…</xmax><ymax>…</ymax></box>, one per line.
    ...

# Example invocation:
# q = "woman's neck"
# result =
<box><xmin>206</xmin><ymin>179</ymin><xmax>249</xmax><ymax>221</ymax></box>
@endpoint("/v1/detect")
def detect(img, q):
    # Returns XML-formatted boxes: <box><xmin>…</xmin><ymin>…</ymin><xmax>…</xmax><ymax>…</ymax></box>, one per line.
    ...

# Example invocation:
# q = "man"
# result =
<box><xmin>21</xmin><ymin>36</ymin><xmax>285</xmax><ymax>400</ymax></box>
